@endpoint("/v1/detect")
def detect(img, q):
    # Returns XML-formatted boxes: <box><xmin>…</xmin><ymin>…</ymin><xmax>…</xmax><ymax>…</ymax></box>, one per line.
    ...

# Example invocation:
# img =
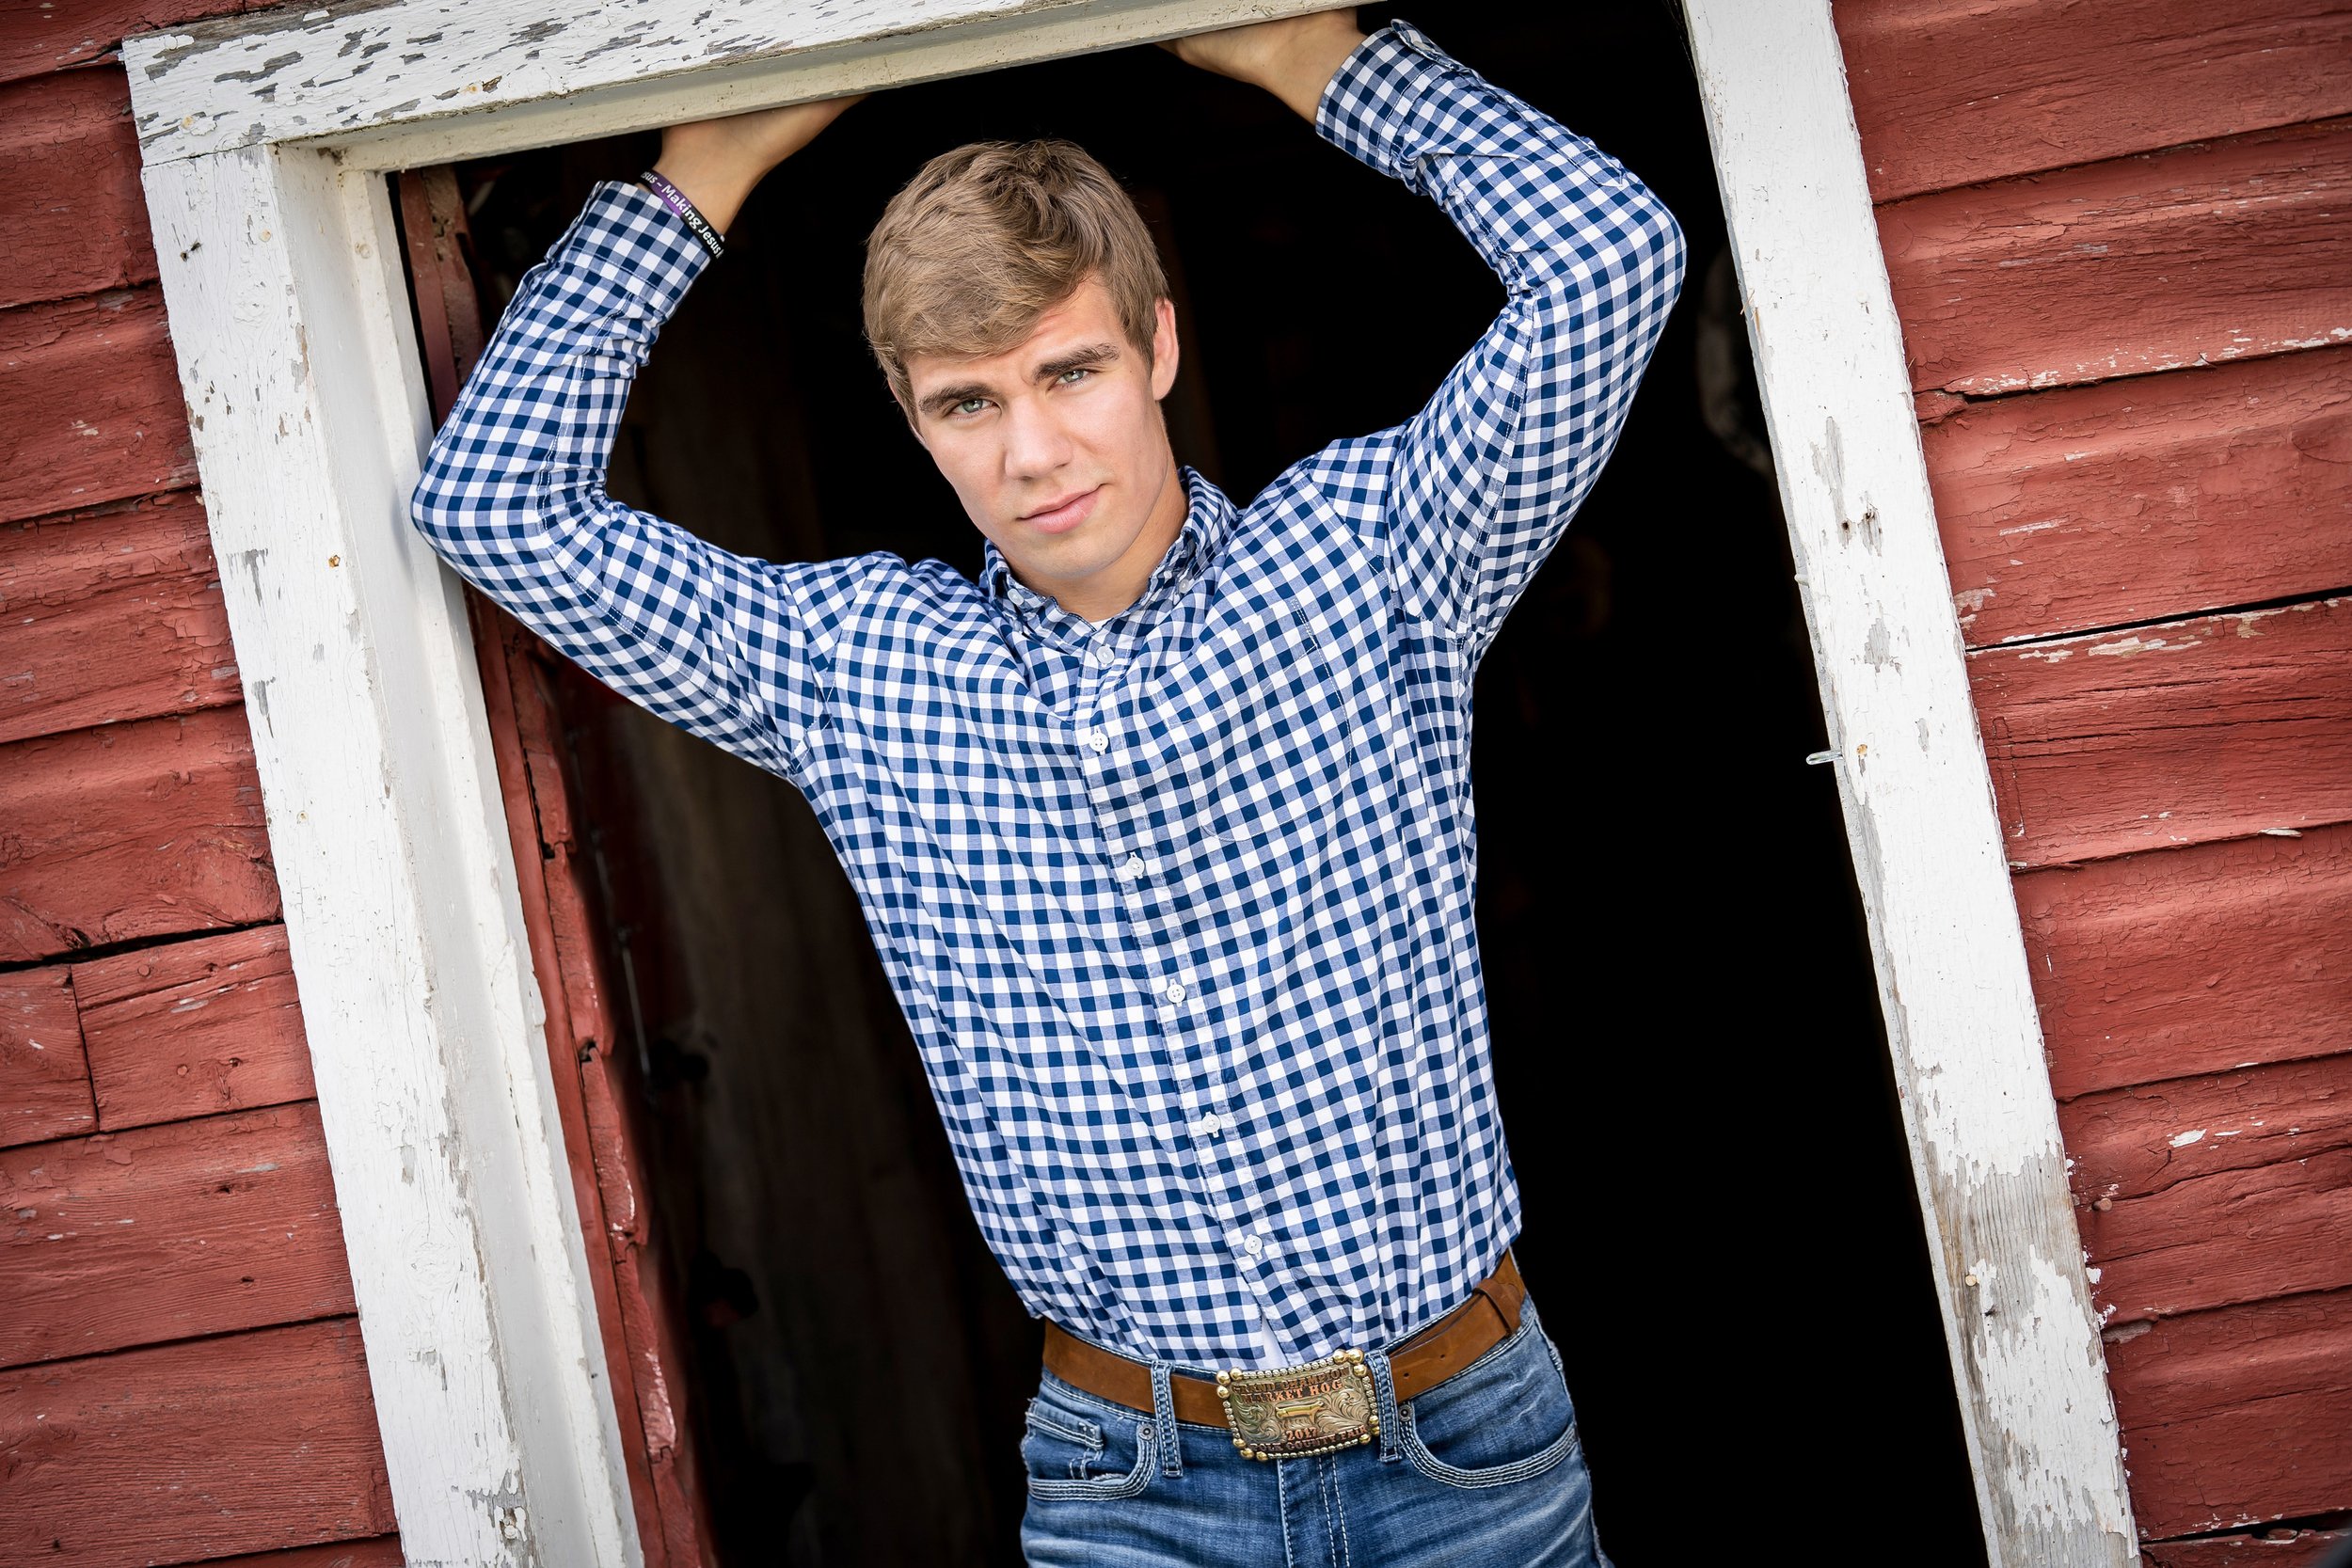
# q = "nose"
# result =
<box><xmin>1000</xmin><ymin>393</ymin><xmax>1074</xmax><ymax>483</ymax></box>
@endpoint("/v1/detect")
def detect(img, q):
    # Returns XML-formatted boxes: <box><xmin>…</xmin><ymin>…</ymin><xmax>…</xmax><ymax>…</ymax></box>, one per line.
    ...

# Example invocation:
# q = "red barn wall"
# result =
<box><xmin>0</xmin><ymin>9</ymin><xmax>403</xmax><ymax>1565</ymax></box>
<box><xmin>1835</xmin><ymin>3</ymin><xmax>2352</xmax><ymax>1561</ymax></box>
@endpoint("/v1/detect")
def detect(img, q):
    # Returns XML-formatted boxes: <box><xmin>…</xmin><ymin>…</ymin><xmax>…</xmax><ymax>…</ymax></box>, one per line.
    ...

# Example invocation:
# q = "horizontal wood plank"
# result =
<box><xmin>0</xmin><ymin>1101</ymin><xmax>354</xmax><ymax>1369</ymax></box>
<box><xmin>0</xmin><ymin>490</ymin><xmax>238</xmax><ymax>746</ymax></box>
<box><xmin>2142</xmin><ymin>1528</ymin><xmax>2352</xmax><ymax>1567</ymax></box>
<box><xmin>1927</xmin><ymin>348</ymin><xmax>2352</xmax><ymax>647</ymax></box>
<box><xmin>1836</xmin><ymin>0</ymin><xmax>2352</xmax><ymax>202</ymax></box>
<box><xmin>201</xmin><ymin>1540</ymin><xmax>407</xmax><ymax>1568</ymax></box>
<box><xmin>0</xmin><ymin>1317</ymin><xmax>395</xmax><ymax>1567</ymax></box>
<box><xmin>74</xmin><ymin>924</ymin><xmax>311</xmax><ymax>1131</ymax></box>
<box><xmin>2016</xmin><ymin>824</ymin><xmax>2352</xmax><ymax>1098</ymax></box>
<box><xmin>2083</xmin><ymin>1147</ymin><xmax>2352</xmax><ymax>1324</ymax></box>
<box><xmin>2063</xmin><ymin>1054</ymin><xmax>2352</xmax><ymax>1206</ymax></box>
<box><xmin>0</xmin><ymin>705</ymin><xmax>279</xmax><ymax>964</ymax></box>
<box><xmin>1880</xmin><ymin>118</ymin><xmax>2352</xmax><ymax>396</ymax></box>
<box><xmin>2104</xmin><ymin>1289</ymin><xmax>2352</xmax><ymax>1537</ymax></box>
<box><xmin>1971</xmin><ymin>597</ymin><xmax>2352</xmax><ymax>868</ymax></box>
<box><xmin>0</xmin><ymin>1</ymin><xmax>260</xmax><ymax>85</ymax></box>
<box><xmin>0</xmin><ymin>968</ymin><xmax>94</xmax><ymax>1148</ymax></box>
<box><xmin>0</xmin><ymin>67</ymin><xmax>153</xmax><ymax>310</ymax></box>
<box><xmin>0</xmin><ymin>287</ymin><xmax>195</xmax><ymax>525</ymax></box>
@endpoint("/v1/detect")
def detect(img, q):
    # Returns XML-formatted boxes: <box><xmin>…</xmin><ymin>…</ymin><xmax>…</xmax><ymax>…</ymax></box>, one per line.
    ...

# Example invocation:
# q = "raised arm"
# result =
<box><xmin>1175</xmin><ymin>15</ymin><xmax>1688</xmax><ymax>661</ymax></box>
<box><xmin>407</xmin><ymin>96</ymin><xmax>863</xmax><ymax>782</ymax></box>
<box><xmin>1334</xmin><ymin>25</ymin><xmax>1684</xmax><ymax>657</ymax></box>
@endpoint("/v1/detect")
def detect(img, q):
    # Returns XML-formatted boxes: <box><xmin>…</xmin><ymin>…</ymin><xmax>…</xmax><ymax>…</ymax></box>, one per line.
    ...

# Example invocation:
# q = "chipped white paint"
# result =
<box><xmin>140</xmin><ymin>144</ymin><xmax>638</xmax><ymax>1567</ymax></box>
<box><xmin>127</xmin><ymin>0</ymin><xmax>1353</xmax><ymax>172</ymax></box>
<box><xmin>1683</xmin><ymin>4</ymin><xmax>2137</xmax><ymax>1565</ymax></box>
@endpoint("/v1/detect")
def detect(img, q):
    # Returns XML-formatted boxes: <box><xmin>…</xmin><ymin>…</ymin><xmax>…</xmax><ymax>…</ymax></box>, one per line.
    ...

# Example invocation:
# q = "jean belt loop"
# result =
<box><xmin>1366</xmin><ymin>1346</ymin><xmax>1404</xmax><ymax>1464</ymax></box>
<box><xmin>1148</xmin><ymin>1361</ymin><xmax>1183</xmax><ymax>1478</ymax></box>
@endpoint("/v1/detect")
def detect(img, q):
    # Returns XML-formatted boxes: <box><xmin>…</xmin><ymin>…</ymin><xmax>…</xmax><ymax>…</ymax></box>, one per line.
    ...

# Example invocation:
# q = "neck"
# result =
<box><xmin>1046</xmin><ymin>457</ymin><xmax>1192</xmax><ymax>623</ymax></box>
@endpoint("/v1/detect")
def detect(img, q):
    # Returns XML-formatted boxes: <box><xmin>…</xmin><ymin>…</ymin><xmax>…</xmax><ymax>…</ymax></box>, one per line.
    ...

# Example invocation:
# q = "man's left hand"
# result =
<box><xmin>1162</xmin><ymin>8</ymin><xmax>1365</xmax><ymax>121</ymax></box>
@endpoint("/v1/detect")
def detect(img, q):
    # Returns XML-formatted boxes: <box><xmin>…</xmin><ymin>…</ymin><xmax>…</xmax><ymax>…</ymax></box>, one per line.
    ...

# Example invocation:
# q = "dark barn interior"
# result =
<box><xmin>437</xmin><ymin>6</ymin><xmax>1990</xmax><ymax>1562</ymax></box>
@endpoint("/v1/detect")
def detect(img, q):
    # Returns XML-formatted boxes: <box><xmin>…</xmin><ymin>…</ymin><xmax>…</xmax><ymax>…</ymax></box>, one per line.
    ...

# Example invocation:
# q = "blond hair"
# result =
<box><xmin>863</xmin><ymin>139</ymin><xmax>1170</xmax><ymax>413</ymax></box>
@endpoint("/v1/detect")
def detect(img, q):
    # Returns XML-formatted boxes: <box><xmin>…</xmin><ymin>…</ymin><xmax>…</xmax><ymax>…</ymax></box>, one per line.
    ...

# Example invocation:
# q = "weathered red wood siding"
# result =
<box><xmin>1837</xmin><ymin>2</ymin><xmax>2352</xmax><ymax>1557</ymax></box>
<box><xmin>0</xmin><ymin>13</ymin><xmax>401</xmax><ymax>1563</ymax></box>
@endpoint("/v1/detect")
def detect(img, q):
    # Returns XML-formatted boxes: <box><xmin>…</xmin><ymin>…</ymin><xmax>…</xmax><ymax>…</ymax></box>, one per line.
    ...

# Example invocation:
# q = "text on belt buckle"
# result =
<box><xmin>1216</xmin><ymin>1349</ymin><xmax>1377</xmax><ymax>1462</ymax></box>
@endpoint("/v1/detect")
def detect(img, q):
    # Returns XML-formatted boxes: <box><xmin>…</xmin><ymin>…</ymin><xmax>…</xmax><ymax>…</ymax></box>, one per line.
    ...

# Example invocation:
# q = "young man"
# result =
<box><xmin>412</xmin><ymin>9</ymin><xmax>1684</xmax><ymax>1562</ymax></box>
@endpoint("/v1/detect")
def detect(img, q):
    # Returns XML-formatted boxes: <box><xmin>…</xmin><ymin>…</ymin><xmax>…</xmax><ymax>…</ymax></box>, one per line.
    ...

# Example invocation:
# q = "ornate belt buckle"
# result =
<box><xmin>1216</xmin><ymin>1349</ymin><xmax>1377</xmax><ymax>1462</ymax></box>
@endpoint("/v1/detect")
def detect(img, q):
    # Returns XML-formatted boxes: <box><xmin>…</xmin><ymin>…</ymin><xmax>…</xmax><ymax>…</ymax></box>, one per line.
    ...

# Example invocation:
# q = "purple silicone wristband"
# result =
<box><xmin>638</xmin><ymin>168</ymin><xmax>725</xmax><ymax>261</ymax></box>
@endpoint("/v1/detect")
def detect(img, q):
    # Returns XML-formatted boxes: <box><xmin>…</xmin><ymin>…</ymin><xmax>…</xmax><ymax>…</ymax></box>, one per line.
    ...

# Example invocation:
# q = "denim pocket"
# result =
<box><xmin>1398</xmin><ymin>1312</ymin><xmax>1582</xmax><ymax>1490</ymax></box>
<box><xmin>1021</xmin><ymin>1384</ymin><xmax>1157</xmax><ymax>1501</ymax></box>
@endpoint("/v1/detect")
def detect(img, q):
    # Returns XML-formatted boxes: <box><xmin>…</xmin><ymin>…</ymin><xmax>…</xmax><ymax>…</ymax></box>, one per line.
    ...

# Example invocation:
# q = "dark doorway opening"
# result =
<box><xmin>437</xmin><ymin>7</ymin><xmax>1988</xmax><ymax>1563</ymax></box>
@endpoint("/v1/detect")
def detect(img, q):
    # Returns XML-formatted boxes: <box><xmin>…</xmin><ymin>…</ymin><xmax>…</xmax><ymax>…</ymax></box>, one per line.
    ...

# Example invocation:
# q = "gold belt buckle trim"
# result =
<box><xmin>1216</xmin><ymin>1349</ymin><xmax>1378</xmax><ymax>1462</ymax></box>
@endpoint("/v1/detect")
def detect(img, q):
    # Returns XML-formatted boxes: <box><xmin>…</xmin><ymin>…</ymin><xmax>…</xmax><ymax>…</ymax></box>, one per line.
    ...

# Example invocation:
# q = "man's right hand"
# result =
<box><xmin>652</xmin><ymin>93</ymin><xmax>864</xmax><ymax>236</ymax></box>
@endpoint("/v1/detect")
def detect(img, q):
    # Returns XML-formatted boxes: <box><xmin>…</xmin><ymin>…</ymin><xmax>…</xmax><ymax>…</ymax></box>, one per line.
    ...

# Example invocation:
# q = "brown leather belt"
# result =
<box><xmin>1042</xmin><ymin>1252</ymin><xmax>1527</xmax><ymax>1450</ymax></box>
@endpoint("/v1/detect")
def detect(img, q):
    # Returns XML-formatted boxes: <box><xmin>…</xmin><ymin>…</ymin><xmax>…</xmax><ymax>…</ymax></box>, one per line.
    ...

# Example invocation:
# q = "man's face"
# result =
<box><xmin>905</xmin><ymin>277</ymin><xmax>1183</xmax><ymax>616</ymax></box>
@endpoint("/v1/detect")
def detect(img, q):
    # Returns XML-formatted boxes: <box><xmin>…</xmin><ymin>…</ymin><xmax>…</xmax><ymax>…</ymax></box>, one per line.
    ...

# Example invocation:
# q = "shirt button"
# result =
<box><xmin>1119</xmin><ymin>855</ymin><xmax>1146</xmax><ymax>880</ymax></box>
<box><xmin>1163</xmin><ymin>979</ymin><xmax>1187</xmax><ymax>1004</ymax></box>
<box><xmin>1082</xmin><ymin>727</ymin><xmax>1110</xmax><ymax>752</ymax></box>
<box><xmin>1242</xmin><ymin>1235</ymin><xmax>1264</xmax><ymax>1257</ymax></box>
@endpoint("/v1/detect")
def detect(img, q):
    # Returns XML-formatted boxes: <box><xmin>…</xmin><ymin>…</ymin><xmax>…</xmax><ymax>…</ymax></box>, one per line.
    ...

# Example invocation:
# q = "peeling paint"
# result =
<box><xmin>215</xmin><ymin>50</ymin><xmax>302</xmax><ymax>84</ymax></box>
<box><xmin>1864</xmin><ymin>616</ymin><xmax>1901</xmax><ymax>671</ymax></box>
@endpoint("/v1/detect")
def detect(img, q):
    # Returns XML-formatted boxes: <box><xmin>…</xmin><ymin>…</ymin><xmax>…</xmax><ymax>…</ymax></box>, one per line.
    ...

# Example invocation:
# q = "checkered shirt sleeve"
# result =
<box><xmin>409</xmin><ymin>181</ymin><xmax>864</xmax><ymax>782</ymax></box>
<box><xmin>1318</xmin><ymin>24</ymin><xmax>1688</xmax><ymax>661</ymax></box>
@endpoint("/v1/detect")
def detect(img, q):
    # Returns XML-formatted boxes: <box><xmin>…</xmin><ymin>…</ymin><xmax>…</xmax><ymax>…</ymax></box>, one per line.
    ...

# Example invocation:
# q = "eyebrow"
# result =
<box><xmin>914</xmin><ymin>341</ymin><xmax>1125</xmax><ymax>420</ymax></box>
<box><xmin>1032</xmin><ymin>341</ymin><xmax>1122</xmax><ymax>382</ymax></box>
<box><xmin>917</xmin><ymin>381</ymin><xmax>994</xmax><ymax>419</ymax></box>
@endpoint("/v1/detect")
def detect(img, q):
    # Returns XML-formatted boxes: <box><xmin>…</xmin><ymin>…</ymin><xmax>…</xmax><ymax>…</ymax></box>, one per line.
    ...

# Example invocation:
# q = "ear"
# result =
<box><xmin>1149</xmin><ymin>297</ymin><xmax>1181</xmax><ymax>402</ymax></box>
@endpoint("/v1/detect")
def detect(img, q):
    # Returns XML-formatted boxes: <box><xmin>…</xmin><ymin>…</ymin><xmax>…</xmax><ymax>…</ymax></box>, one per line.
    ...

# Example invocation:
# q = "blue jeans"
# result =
<box><xmin>1020</xmin><ymin>1299</ymin><xmax>1610</xmax><ymax>1566</ymax></box>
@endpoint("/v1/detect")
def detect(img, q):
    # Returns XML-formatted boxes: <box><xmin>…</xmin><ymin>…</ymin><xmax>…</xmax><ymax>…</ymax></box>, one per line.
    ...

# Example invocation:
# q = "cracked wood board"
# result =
<box><xmin>0</xmin><ymin>969</ymin><xmax>95</xmax><ymax>1149</ymax></box>
<box><xmin>0</xmin><ymin>1101</ymin><xmax>355</xmax><ymax>1368</ymax></box>
<box><xmin>0</xmin><ymin>706</ymin><xmax>279</xmax><ymax>964</ymax></box>
<box><xmin>1970</xmin><ymin>597</ymin><xmax>2352</xmax><ymax>868</ymax></box>
<box><xmin>74</xmin><ymin>923</ymin><xmax>315</xmax><ymax>1132</ymax></box>
<box><xmin>0</xmin><ymin>492</ymin><xmax>241</xmax><ymax>746</ymax></box>
<box><xmin>0</xmin><ymin>66</ymin><xmax>158</xmax><ymax>310</ymax></box>
<box><xmin>0</xmin><ymin>1318</ymin><xmax>396</xmax><ymax>1565</ymax></box>
<box><xmin>1837</xmin><ymin>0</ymin><xmax>2352</xmax><ymax>202</ymax></box>
<box><xmin>1878</xmin><ymin>118</ymin><xmax>2352</xmax><ymax>398</ymax></box>
<box><xmin>2105</xmin><ymin>1288</ymin><xmax>2352</xmax><ymax>1538</ymax></box>
<box><xmin>2017</xmin><ymin>824</ymin><xmax>2352</xmax><ymax>1099</ymax></box>
<box><xmin>124</xmin><ymin>0</ymin><xmax>1350</xmax><ymax>170</ymax></box>
<box><xmin>1924</xmin><ymin>347</ymin><xmax>2352</xmax><ymax>649</ymax></box>
<box><xmin>0</xmin><ymin>288</ymin><xmax>195</xmax><ymax>524</ymax></box>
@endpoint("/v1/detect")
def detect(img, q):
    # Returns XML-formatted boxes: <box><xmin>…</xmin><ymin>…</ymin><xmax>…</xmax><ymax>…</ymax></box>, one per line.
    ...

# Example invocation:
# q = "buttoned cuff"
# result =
<box><xmin>543</xmin><ymin>178</ymin><xmax>717</xmax><ymax>321</ymax></box>
<box><xmin>1314</xmin><ymin>20</ymin><xmax>1617</xmax><ymax>194</ymax></box>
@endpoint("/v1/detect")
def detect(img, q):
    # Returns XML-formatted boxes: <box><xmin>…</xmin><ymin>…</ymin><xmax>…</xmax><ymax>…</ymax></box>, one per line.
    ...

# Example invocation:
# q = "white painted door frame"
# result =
<box><xmin>124</xmin><ymin>2</ymin><xmax>2133</xmax><ymax>1563</ymax></box>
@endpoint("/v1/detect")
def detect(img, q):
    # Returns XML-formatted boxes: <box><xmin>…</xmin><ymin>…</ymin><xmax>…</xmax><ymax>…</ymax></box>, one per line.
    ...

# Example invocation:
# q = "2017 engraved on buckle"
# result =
<box><xmin>1216</xmin><ymin>1349</ymin><xmax>1377</xmax><ymax>1462</ymax></box>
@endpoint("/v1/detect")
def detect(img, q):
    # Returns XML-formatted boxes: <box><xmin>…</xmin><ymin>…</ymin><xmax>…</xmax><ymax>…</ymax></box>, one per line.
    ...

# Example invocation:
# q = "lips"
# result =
<box><xmin>1019</xmin><ymin>486</ymin><xmax>1102</xmax><ymax>534</ymax></box>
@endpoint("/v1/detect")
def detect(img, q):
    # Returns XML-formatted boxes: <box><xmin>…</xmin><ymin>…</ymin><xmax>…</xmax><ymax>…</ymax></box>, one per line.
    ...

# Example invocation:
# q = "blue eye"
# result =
<box><xmin>955</xmin><ymin>397</ymin><xmax>987</xmax><ymax>416</ymax></box>
<box><xmin>1057</xmin><ymin>368</ymin><xmax>1090</xmax><ymax>386</ymax></box>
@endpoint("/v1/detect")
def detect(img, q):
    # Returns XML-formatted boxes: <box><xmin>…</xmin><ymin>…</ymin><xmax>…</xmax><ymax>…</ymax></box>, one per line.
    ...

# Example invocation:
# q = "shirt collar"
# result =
<box><xmin>979</xmin><ymin>467</ymin><xmax>1235</xmax><ymax>627</ymax></box>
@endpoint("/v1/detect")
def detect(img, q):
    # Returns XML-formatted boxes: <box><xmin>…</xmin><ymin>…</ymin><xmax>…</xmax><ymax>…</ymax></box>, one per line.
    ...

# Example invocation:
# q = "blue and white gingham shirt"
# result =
<box><xmin>412</xmin><ymin>24</ymin><xmax>1685</xmax><ymax>1369</ymax></box>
